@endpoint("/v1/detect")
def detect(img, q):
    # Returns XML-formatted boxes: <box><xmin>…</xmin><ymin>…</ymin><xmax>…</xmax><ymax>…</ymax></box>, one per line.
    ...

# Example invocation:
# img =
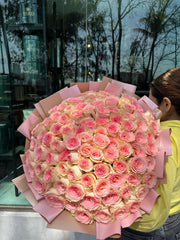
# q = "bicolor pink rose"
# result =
<box><xmin>113</xmin><ymin>160</ymin><xmax>127</xmax><ymax>173</ymax></box>
<box><xmin>92</xmin><ymin>100</ymin><xmax>105</xmax><ymax>107</ymax></box>
<box><xmin>56</xmin><ymin>162</ymin><xmax>69</xmax><ymax>176</ymax></box>
<box><xmin>94</xmin><ymin>163</ymin><xmax>111</xmax><ymax>178</ymax></box>
<box><xmin>81</xmin><ymin>173</ymin><xmax>96</xmax><ymax>188</ymax></box>
<box><xmin>123</xmin><ymin>103</ymin><xmax>136</xmax><ymax>113</ymax></box>
<box><xmin>135</xmin><ymin>131</ymin><xmax>147</xmax><ymax>145</ymax></box>
<box><xmin>58</xmin><ymin>149</ymin><xmax>71</xmax><ymax>161</ymax></box>
<box><xmin>114</xmin><ymin>206</ymin><xmax>130</xmax><ymax>220</ymax></box>
<box><xmin>77</xmin><ymin>132</ymin><xmax>92</xmax><ymax>143</ymax></box>
<box><xmin>42</xmin><ymin>117</ymin><xmax>54</xmax><ymax>129</ymax></box>
<box><xmin>79</xmin><ymin>143</ymin><xmax>92</xmax><ymax>157</ymax></box>
<box><xmin>65</xmin><ymin>200</ymin><xmax>79</xmax><ymax>212</ymax></box>
<box><xmin>65</xmin><ymin>137</ymin><xmax>80</xmax><ymax>150</ymax></box>
<box><xmin>78</xmin><ymin>158</ymin><xmax>94</xmax><ymax>172</ymax></box>
<box><xmin>96</xmin><ymin>117</ymin><xmax>109</xmax><ymax>125</ymax></box>
<box><xmin>35</xmin><ymin>163</ymin><xmax>47</xmax><ymax>175</ymax></box>
<box><xmin>45</xmin><ymin>189</ymin><xmax>65</xmax><ymax>210</ymax></box>
<box><xmin>81</xmin><ymin>193</ymin><xmax>100</xmax><ymax>210</ymax></box>
<box><xmin>94</xmin><ymin>179</ymin><xmax>111</xmax><ymax>197</ymax></box>
<box><xmin>143</xmin><ymin>172</ymin><xmax>157</xmax><ymax>188</ymax></box>
<box><xmin>147</xmin><ymin>132</ymin><xmax>156</xmax><ymax>143</ymax></box>
<box><xmin>119</xmin><ymin>143</ymin><xmax>133</xmax><ymax>159</ymax></box>
<box><xmin>94</xmin><ymin>208</ymin><xmax>112</xmax><ymax>223</ymax></box>
<box><xmin>66</xmin><ymin>184</ymin><xmax>85</xmax><ymax>202</ymax></box>
<box><xmin>146</xmin><ymin>143</ymin><xmax>158</xmax><ymax>156</ymax></box>
<box><xmin>57</xmin><ymin>102</ymin><xmax>66</xmax><ymax>112</ymax></box>
<box><xmin>104</xmin><ymin>145</ymin><xmax>119</xmax><ymax>163</ymax></box>
<box><xmin>149</xmin><ymin>120</ymin><xmax>160</xmax><ymax>135</ymax></box>
<box><xmin>105</xmin><ymin>96</ymin><xmax>119</xmax><ymax>106</ymax></box>
<box><xmin>136</xmin><ymin>120</ymin><xmax>148</xmax><ymax>132</ymax></box>
<box><xmin>110</xmin><ymin>114</ymin><xmax>123</xmax><ymax>124</ymax></box>
<box><xmin>120</xmin><ymin>185</ymin><xmax>132</xmax><ymax>199</ymax></box>
<box><xmin>75</xmin><ymin>209</ymin><xmax>93</xmax><ymax>224</ymax></box>
<box><xmin>55</xmin><ymin>178</ymin><xmax>69</xmax><ymax>195</ymax></box>
<box><xmin>68</xmin><ymin>165</ymin><xmax>82</xmax><ymax>181</ymax></box>
<box><xmin>37</xmin><ymin>130</ymin><xmax>47</xmax><ymax>142</ymax></box>
<box><xmin>107</xmin><ymin>122</ymin><xmax>120</xmax><ymax>136</ymax></box>
<box><xmin>68</xmin><ymin>97</ymin><xmax>84</xmax><ymax>104</ymax></box>
<box><xmin>29</xmin><ymin>137</ymin><xmax>37</xmax><ymax>151</ymax></box>
<box><xmin>127</xmin><ymin>173</ymin><xmax>141</xmax><ymax>185</ymax></box>
<box><xmin>93</xmin><ymin>133</ymin><xmax>110</xmax><ymax>149</ymax></box>
<box><xmin>122</xmin><ymin>120</ymin><xmax>136</xmax><ymax>132</ymax></box>
<box><xmin>32</xmin><ymin>177</ymin><xmax>47</xmax><ymax>194</ymax></box>
<box><xmin>90</xmin><ymin>148</ymin><xmax>103</xmax><ymax>162</ymax></box>
<box><xmin>34</xmin><ymin>146</ymin><xmax>48</xmax><ymax>162</ymax></box>
<box><xmin>95</xmin><ymin>126</ymin><xmax>108</xmax><ymax>135</ymax></box>
<box><xmin>43</xmin><ymin>168</ymin><xmax>54</xmax><ymax>183</ymax></box>
<box><xmin>50</xmin><ymin>111</ymin><xmax>61</xmax><ymax>121</ymax></box>
<box><xmin>146</xmin><ymin>156</ymin><xmax>156</xmax><ymax>172</ymax></box>
<box><xmin>70</xmin><ymin>109</ymin><xmax>84</xmax><ymax>120</ymax></box>
<box><xmin>132</xmin><ymin>143</ymin><xmax>146</xmax><ymax>158</ymax></box>
<box><xmin>50</xmin><ymin>139</ymin><xmax>66</xmax><ymax>153</ymax></box>
<box><xmin>31</xmin><ymin>123</ymin><xmax>46</xmax><ymax>137</ymax></box>
<box><xmin>119</xmin><ymin>131</ymin><xmax>135</xmax><ymax>142</ymax></box>
<box><xmin>50</xmin><ymin>123</ymin><xmax>62</xmax><ymax>136</ymax></box>
<box><xmin>42</xmin><ymin>132</ymin><xmax>54</xmax><ymax>146</ymax></box>
<box><xmin>109</xmin><ymin>173</ymin><xmax>126</xmax><ymax>189</ymax></box>
<box><xmin>135</xmin><ymin>184</ymin><xmax>149</xmax><ymax>200</ymax></box>
<box><xmin>96</xmin><ymin>106</ymin><xmax>110</xmax><ymax>117</ymax></box>
<box><xmin>109</xmin><ymin>137</ymin><xmax>119</xmax><ymax>147</ymax></box>
<box><xmin>130</xmin><ymin>157</ymin><xmax>147</xmax><ymax>174</ymax></box>
<box><xmin>102</xmin><ymin>189</ymin><xmax>120</xmax><ymax>205</ymax></box>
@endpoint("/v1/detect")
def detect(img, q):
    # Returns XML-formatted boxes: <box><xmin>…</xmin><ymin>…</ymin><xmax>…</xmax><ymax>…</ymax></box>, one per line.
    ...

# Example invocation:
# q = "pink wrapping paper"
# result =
<box><xmin>13</xmin><ymin>78</ymin><xmax>172</xmax><ymax>239</ymax></box>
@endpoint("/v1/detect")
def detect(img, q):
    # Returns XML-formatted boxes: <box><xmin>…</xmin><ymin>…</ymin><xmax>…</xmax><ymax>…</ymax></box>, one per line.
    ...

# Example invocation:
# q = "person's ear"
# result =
<box><xmin>161</xmin><ymin>97</ymin><xmax>171</xmax><ymax>113</ymax></box>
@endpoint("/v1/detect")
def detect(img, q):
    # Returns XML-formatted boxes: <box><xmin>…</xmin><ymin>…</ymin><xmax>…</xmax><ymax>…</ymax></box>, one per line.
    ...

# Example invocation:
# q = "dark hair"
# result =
<box><xmin>150</xmin><ymin>67</ymin><xmax>180</xmax><ymax>115</ymax></box>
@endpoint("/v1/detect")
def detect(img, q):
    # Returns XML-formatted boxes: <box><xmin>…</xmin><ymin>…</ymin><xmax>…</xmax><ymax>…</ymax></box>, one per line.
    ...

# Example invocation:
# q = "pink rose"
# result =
<box><xmin>46</xmin><ymin>152</ymin><xmax>59</xmax><ymax>165</ymax></box>
<box><xmin>90</xmin><ymin>148</ymin><xmax>103</xmax><ymax>163</ymax></box>
<box><xmin>120</xmin><ymin>185</ymin><xmax>132</xmax><ymax>199</ymax></box>
<box><xmin>146</xmin><ymin>156</ymin><xmax>156</xmax><ymax>172</ymax></box>
<box><xmin>42</xmin><ymin>132</ymin><xmax>53</xmax><ymax>146</ymax></box>
<box><xmin>92</xmin><ymin>100</ymin><xmax>105</xmax><ymax>107</ymax></box>
<box><xmin>113</xmin><ymin>160</ymin><xmax>127</xmax><ymax>173</ymax></box>
<box><xmin>35</xmin><ymin>163</ymin><xmax>47</xmax><ymax>175</ymax></box>
<box><xmin>65</xmin><ymin>200</ymin><xmax>79</xmax><ymax>212</ymax></box>
<box><xmin>109</xmin><ymin>137</ymin><xmax>119</xmax><ymax>147</ymax></box>
<box><xmin>45</xmin><ymin>189</ymin><xmax>65</xmax><ymax>210</ymax></box>
<box><xmin>122</xmin><ymin>120</ymin><xmax>136</xmax><ymax>131</ymax></box>
<box><xmin>104</xmin><ymin>145</ymin><xmax>119</xmax><ymax>163</ymax></box>
<box><xmin>114</xmin><ymin>206</ymin><xmax>130</xmax><ymax>220</ymax></box>
<box><xmin>76</xmin><ymin>102</ymin><xmax>88</xmax><ymax>110</ymax></box>
<box><xmin>109</xmin><ymin>173</ymin><xmax>126</xmax><ymax>189</ymax></box>
<box><xmin>147</xmin><ymin>132</ymin><xmax>155</xmax><ymax>143</ymax></box>
<box><xmin>143</xmin><ymin>172</ymin><xmax>157</xmax><ymax>188</ymax></box>
<box><xmin>37</xmin><ymin>130</ymin><xmax>46</xmax><ymax>142</ymax></box>
<box><xmin>43</xmin><ymin>168</ymin><xmax>54</xmax><ymax>183</ymax></box>
<box><xmin>80</xmin><ymin>117</ymin><xmax>96</xmax><ymax>129</ymax></box>
<box><xmin>68</xmin><ymin>97</ymin><xmax>84</xmax><ymax>104</ymax></box>
<box><xmin>81</xmin><ymin>173</ymin><xmax>96</xmax><ymax>188</ymax></box>
<box><xmin>77</xmin><ymin>132</ymin><xmax>92</xmax><ymax>143</ymax></box>
<box><xmin>42</xmin><ymin>117</ymin><xmax>53</xmax><ymax>129</ymax></box>
<box><xmin>32</xmin><ymin>177</ymin><xmax>47</xmax><ymax>194</ymax></box>
<box><xmin>50</xmin><ymin>111</ymin><xmax>61</xmax><ymax>121</ymax></box>
<box><xmin>65</xmin><ymin>137</ymin><xmax>80</xmax><ymax>150</ymax></box>
<box><xmin>119</xmin><ymin>131</ymin><xmax>135</xmax><ymax>142</ymax></box>
<box><xmin>81</xmin><ymin>193</ymin><xmax>100</xmax><ymax>210</ymax></box>
<box><xmin>70</xmin><ymin>109</ymin><xmax>84</xmax><ymax>120</ymax></box>
<box><xmin>107</xmin><ymin>106</ymin><xmax>119</xmax><ymax>113</ymax></box>
<box><xmin>135</xmin><ymin>131</ymin><xmax>147</xmax><ymax>145</ymax></box>
<box><xmin>96</xmin><ymin>117</ymin><xmax>109</xmax><ymax>125</ymax></box>
<box><xmin>127</xmin><ymin>173</ymin><xmax>141</xmax><ymax>185</ymax></box>
<box><xmin>135</xmin><ymin>184</ymin><xmax>149</xmax><ymax>200</ymax></box>
<box><xmin>94</xmin><ymin>179</ymin><xmax>111</xmax><ymax>197</ymax></box>
<box><xmin>68</xmin><ymin>166</ymin><xmax>82</xmax><ymax>181</ymax></box>
<box><xmin>97</xmin><ymin>106</ymin><xmax>110</xmax><ymax>117</ymax></box>
<box><xmin>57</xmin><ymin>102</ymin><xmax>66</xmax><ymax>112</ymax></box>
<box><xmin>31</xmin><ymin>123</ymin><xmax>46</xmax><ymax>137</ymax></box>
<box><xmin>95</xmin><ymin>126</ymin><xmax>108</xmax><ymax>135</ymax></box>
<box><xmin>56</xmin><ymin>162</ymin><xmax>69</xmax><ymax>176</ymax></box>
<box><xmin>93</xmin><ymin>133</ymin><xmax>110</xmax><ymax>149</ymax></box>
<box><xmin>27</xmin><ymin>163</ymin><xmax>35</xmax><ymax>179</ymax></box>
<box><xmin>135</xmin><ymin>120</ymin><xmax>148</xmax><ymax>132</ymax></box>
<box><xmin>50</xmin><ymin>123</ymin><xmax>62</xmax><ymax>136</ymax></box>
<box><xmin>130</xmin><ymin>157</ymin><xmax>147</xmax><ymax>174</ymax></box>
<box><xmin>110</xmin><ymin>114</ymin><xmax>123</xmax><ymax>124</ymax></box>
<box><xmin>94</xmin><ymin>208</ymin><xmax>112</xmax><ymax>223</ymax></box>
<box><xmin>124</xmin><ymin>112</ymin><xmax>135</xmax><ymax>120</ymax></box>
<box><xmin>58</xmin><ymin>149</ymin><xmax>71</xmax><ymax>161</ymax></box>
<box><xmin>78</xmin><ymin>158</ymin><xmax>94</xmax><ymax>172</ymax></box>
<box><xmin>126</xmin><ymin>199</ymin><xmax>140</xmax><ymax>213</ymax></box>
<box><xmin>132</xmin><ymin>143</ymin><xmax>146</xmax><ymax>158</ymax></box>
<box><xmin>75</xmin><ymin>209</ymin><xmax>93</xmax><ymax>224</ymax></box>
<box><xmin>55</xmin><ymin>178</ymin><xmax>69</xmax><ymax>195</ymax></box>
<box><xmin>119</xmin><ymin>143</ymin><xmax>133</xmax><ymax>159</ymax></box>
<box><xmin>50</xmin><ymin>139</ymin><xmax>66</xmax><ymax>152</ymax></box>
<box><xmin>146</xmin><ymin>143</ymin><xmax>158</xmax><ymax>156</ymax></box>
<box><xmin>94</xmin><ymin>163</ymin><xmax>111</xmax><ymax>178</ymax></box>
<box><xmin>29</xmin><ymin>137</ymin><xmax>37</xmax><ymax>151</ymax></box>
<box><xmin>60</xmin><ymin>124</ymin><xmax>74</xmax><ymax>136</ymax></box>
<box><xmin>102</xmin><ymin>189</ymin><xmax>120</xmax><ymax>205</ymax></box>
<box><xmin>105</xmin><ymin>96</ymin><xmax>119</xmax><ymax>106</ymax></box>
<box><xmin>107</xmin><ymin>122</ymin><xmax>120</xmax><ymax>136</ymax></box>
<box><xmin>66</xmin><ymin>184</ymin><xmax>85</xmax><ymax>202</ymax></box>
<box><xmin>79</xmin><ymin>143</ymin><xmax>92</xmax><ymax>157</ymax></box>
<box><xmin>34</xmin><ymin>146</ymin><xmax>48</xmax><ymax>162</ymax></box>
<box><xmin>149</xmin><ymin>120</ymin><xmax>160</xmax><ymax>135</ymax></box>
<box><xmin>123</xmin><ymin>103</ymin><xmax>136</xmax><ymax>113</ymax></box>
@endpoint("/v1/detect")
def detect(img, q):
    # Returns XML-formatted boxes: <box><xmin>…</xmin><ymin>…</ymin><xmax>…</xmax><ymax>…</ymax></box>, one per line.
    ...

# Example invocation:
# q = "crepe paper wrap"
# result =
<box><xmin>14</xmin><ymin>77</ymin><xmax>172</xmax><ymax>239</ymax></box>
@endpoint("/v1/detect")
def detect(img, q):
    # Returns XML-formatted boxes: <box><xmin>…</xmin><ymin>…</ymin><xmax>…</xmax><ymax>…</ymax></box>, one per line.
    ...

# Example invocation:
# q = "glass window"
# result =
<box><xmin>0</xmin><ymin>0</ymin><xmax>180</xmax><ymax>205</ymax></box>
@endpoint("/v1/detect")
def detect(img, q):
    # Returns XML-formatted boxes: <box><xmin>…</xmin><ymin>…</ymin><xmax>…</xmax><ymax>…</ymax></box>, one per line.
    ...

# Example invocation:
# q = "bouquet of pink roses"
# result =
<box><xmin>14</xmin><ymin>77</ymin><xmax>171</xmax><ymax>239</ymax></box>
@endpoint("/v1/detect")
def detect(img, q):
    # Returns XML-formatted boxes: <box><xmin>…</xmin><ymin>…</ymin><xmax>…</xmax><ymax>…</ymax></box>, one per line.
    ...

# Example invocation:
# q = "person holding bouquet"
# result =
<box><xmin>106</xmin><ymin>67</ymin><xmax>180</xmax><ymax>239</ymax></box>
